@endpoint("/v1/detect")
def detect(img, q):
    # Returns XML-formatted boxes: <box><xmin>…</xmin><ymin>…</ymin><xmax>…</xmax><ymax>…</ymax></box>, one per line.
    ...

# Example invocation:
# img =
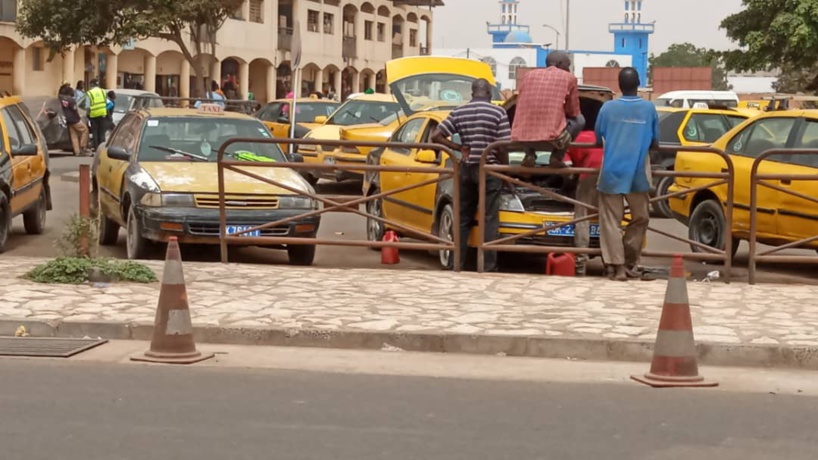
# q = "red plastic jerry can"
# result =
<box><xmin>381</xmin><ymin>230</ymin><xmax>400</xmax><ymax>265</ymax></box>
<box><xmin>546</xmin><ymin>253</ymin><xmax>576</xmax><ymax>277</ymax></box>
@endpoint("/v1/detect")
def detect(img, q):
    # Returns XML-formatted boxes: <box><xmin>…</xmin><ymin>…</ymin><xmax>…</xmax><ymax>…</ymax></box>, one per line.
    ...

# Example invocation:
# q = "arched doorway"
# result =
<box><xmin>220</xmin><ymin>57</ymin><xmax>245</xmax><ymax>99</ymax></box>
<box><xmin>341</xmin><ymin>66</ymin><xmax>358</xmax><ymax>100</ymax></box>
<box><xmin>0</xmin><ymin>37</ymin><xmax>22</xmax><ymax>95</ymax></box>
<box><xmin>156</xmin><ymin>50</ymin><xmax>184</xmax><ymax>97</ymax></box>
<box><xmin>276</xmin><ymin>62</ymin><xmax>292</xmax><ymax>99</ymax></box>
<box><xmin>249</xmin><ymin>58</ymin><xmax>274</xmax><ymax>103</ymax></box>
<box><xmin>360</xmin><ymin>69</ymin><xmax>376</xmax><ymax>93</ymax></box>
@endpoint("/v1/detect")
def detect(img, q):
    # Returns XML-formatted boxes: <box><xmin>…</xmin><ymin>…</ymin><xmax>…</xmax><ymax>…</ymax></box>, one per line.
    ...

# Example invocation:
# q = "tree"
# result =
<box><xmin>773</xmin><ymin>65</ymin><xmax>818</xmax><ymax>94</ymax></box>
<box><xmin>17</xmin><ymin>0</ymin><xmax>243</xmax><ymax>97</ymax></box>
<box><xmin>720</xmin><ymin>0</ymin><xmax>818</xmax><ymax>91</ymax></box>
<box><xmin>648</xmin><ymin>42</ymin><xmax>732</xmax><ymax>91</ymax></box>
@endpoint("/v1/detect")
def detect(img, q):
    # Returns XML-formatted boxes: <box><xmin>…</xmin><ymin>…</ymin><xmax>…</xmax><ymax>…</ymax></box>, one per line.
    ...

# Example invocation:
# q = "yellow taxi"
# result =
<box><xmin>298</xmin><ymin>93</ymin><xmax>401</xmax><ymax>184</ymax></box>
<box><xmin>653</xmin><ymin>104</ymin><xmax>752</xmax><ymax>217</ymax></box>
<box><xmin>254</xmin><ymin>97</ymin><xmax>340</xmax><ymax>151</ymax></box>
<box><xmin>0</xmin><ymin>96</ymin><xmax>51</xmax><ymax>252</ymax></box>
<box><xmin>323</xmin><ymin>56</ymin><xmax>504</xmax><ymax>183</ymax></box>
<box><xmin>91</xmin><ymin>104</ymin><xmax>320</xmax><ymax>265</ymax></box>
<box><xmin>668</xmin><ymin>110</ymin><xmax>818</xmax><ymax>257</ymax></box>
<box><xmin>362</xmin><ymin>85</ymin><xmax>616</xmax><ymax>269</ymax></box>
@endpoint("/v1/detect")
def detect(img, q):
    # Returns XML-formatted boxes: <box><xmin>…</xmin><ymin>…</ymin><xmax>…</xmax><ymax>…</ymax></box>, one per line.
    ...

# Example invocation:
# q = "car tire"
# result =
<box><xmin>92</xmin><ymin>186</ymin><xmax>119</xmax><ymax>246</ymax></box>
<box><xmin>652</xmin><ymin>176</ymin><xmax>675</xmax><ymax>219</ymax></box>
<box><xmin>0</xmin><ymin>194</ymin><xmax>10</xmax><ymax>253</ymax></box>
<box><xmin>688</xmin><ymin>199</ymin><xmax>739</xmax><ymax>261</ymax></box>
<box><xmin>301</xmin><ymin>172</ymin><xmax>319</xmax><ymax>186</ymax></box>
<box><xmin>126</xmin><ymin>206</ymin><xmax>152</xmax><ymax>260</ymax></box>
<box><xmin>287</xmin><ymin>243</ymin><xmax>316</xmax><ymax>266</ymax></box>
<box><xmin>23</xmin><ymin>188</ymin><xmax>47</xmax><ymax>235</ymax></box>
<box><xmin>437</xmin><ymin>203</ymin><xmax>455</xmax><ymax>270</ymax></box>
<box><xmin>366</xmin><ymin>191</ymin><xmax>385</xmax><ymax>249</ymax></box>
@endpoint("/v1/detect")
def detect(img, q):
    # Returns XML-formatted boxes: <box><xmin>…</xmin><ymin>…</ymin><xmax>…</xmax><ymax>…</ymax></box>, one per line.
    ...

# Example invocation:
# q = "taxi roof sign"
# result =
<box><xmin>197</xmin><ymin>103</ymin><xmax>225</xmax><ymax>115</ymax></box>
<box><xmin>692</xmin><ymin>102</ymin><xmax>710</xmax><ymax>109</ymax></box>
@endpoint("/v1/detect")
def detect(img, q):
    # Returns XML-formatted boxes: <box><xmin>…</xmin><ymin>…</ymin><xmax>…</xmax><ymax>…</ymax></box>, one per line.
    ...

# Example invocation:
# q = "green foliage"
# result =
<box><xmin>774</xmin><ymin>65</ymin><xmax>818</xmax><ymax>94</ymax></box>
<box><xmin>648</xmin><ymin>43</ymin><xmax>732</xmax><ymax>91</ymax></box>
<box><xmin>23</xmin><ymin>257</ymin><xmax>157</xmax><ymax>285</ymax></box>
<box><xmin>56</xmin><ymin>213</ymin><xmax>98</xmax><ymax>258</ymax></box>
<box><xmin>719</xmin><ymin>0</ymin><xmax>818</xmax><ymax>75</ymax></box>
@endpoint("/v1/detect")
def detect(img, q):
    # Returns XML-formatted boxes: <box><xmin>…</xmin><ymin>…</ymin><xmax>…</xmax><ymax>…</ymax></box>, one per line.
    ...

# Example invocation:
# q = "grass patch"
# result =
<box><xmin>23</xmin><ymin>257</ymin><xmax>158</xmax><ymax>285</ymax></box>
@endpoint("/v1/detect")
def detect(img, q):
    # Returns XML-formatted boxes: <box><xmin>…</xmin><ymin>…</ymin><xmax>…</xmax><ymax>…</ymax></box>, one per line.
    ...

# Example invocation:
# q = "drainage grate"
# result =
<box><xmin>0</xmin><ymin>337</ymin><xmax>109</xmax><ymax>358</ymax></box>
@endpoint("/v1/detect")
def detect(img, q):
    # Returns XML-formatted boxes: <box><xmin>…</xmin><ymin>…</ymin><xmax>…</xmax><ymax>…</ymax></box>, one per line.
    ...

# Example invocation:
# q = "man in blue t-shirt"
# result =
<box><xmin>594</xmin><ymin>67</ymin><xmax>658</xmax><ymax>281</ymax></box>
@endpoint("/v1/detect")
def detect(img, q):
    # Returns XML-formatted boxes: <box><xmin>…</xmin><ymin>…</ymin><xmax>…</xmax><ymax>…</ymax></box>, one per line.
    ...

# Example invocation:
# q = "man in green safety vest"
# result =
<box><xmin>86</xmin><ymin>79</ymin><xmax>108</xmax><ymax>151</ymax></box>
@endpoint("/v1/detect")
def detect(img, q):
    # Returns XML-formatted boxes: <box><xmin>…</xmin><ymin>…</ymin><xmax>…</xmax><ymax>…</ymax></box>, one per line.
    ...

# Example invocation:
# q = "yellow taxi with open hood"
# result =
<box><xmin>91</xmin><ymin>104</ymin><xmax>320</xmax><ymax>265</ymax></box>
<box><xmin>321</xmin><ymin>56</ymin><xmax>504</xmax><ymax>183</ymax></box>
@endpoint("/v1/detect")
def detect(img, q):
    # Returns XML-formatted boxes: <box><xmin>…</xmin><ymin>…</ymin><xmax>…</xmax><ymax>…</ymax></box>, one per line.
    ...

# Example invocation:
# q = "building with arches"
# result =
<box><xmin>0</xmin><ymin>0</ymin><xmax>437</xmax><ymax>101</ymax></box>
<box><xmin>436</xmin><ymin>0</ymin><xmax>650</xmax><ymax>91</ymax></box>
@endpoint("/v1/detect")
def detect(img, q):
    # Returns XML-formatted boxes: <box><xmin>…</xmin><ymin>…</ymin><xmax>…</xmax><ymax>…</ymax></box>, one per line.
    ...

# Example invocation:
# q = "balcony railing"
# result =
<box><xmin>342</xmin><ymin>36</ymin><xmax>357</xmax><ymax>60</ymax></box>
<box><xmin>278</xmin><ymin>27</ymin><xmax>293</xmax><ymax>51</ymax></box>
<box><xmin>420</xmin><ymin>46</ymin><xmax>429</xmax><ymax>56</ymax></box>
<box><xmin>0</xmin><ymin>0</ymin><xmax>17</xmax><ymax>22</ymax></box>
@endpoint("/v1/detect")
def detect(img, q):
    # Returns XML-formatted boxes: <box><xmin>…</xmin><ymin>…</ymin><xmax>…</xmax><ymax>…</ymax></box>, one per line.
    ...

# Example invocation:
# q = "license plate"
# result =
<box><xmin>226</xmin><ymin>225</ymin><xmax>260</xmax><ymax>237</ymax></box>
<box><xmin>543</xmin><ymin>222</ymin><xmax>600</xmax><ymax>238</ymax></box>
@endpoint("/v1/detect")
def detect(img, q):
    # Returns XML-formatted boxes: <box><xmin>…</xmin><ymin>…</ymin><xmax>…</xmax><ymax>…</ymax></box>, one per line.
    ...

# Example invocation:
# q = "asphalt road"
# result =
<box><xmin>0</xmin><ymin>359</ymin><xmax>817</xmax><ymax>460</ymax></box>
<box><xmin>4</xmin><ymin>154</ymin><xmax>815</xmax><ymax>284</ymax></box>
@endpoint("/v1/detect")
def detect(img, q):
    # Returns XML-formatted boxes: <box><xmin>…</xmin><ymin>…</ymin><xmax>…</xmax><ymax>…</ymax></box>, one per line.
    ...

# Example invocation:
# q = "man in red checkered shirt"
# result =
<box><xmin>512</xmin><ymin>51</ymin><xmax>584</xmax><ymax>168</ymax></box>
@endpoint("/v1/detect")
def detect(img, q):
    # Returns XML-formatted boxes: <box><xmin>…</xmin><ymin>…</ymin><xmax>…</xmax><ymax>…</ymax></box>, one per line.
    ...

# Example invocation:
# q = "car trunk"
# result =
<box><xmin>501</xmin><ymin>85</ymin><xmax>614</xmax><ymax>213</ymax></box>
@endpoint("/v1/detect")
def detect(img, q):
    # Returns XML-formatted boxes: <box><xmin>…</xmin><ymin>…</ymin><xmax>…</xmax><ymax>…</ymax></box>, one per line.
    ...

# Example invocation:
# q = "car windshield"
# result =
<box><xmin>137</xmin><ymin>117</ymin><xmax>286</xmax><ymax>163</ymax></box>
<box><xmin>293</xmin><ymin>102</ymin><xmax>340</xmax><ymax>123</ymax></box>
<box><xmin>326</xmin><ymin>99</ymin><xmax>402</xmax><ymax>126</ymax></box>
<box><xmin>377</xmin><ymin>110</ymin><xmax>405</xmax><ymax>126</ymax></box>
<box><xmin>391</xmin><ymin>73</ymin><xmax>502</xmax><ymax>115</ymax></box>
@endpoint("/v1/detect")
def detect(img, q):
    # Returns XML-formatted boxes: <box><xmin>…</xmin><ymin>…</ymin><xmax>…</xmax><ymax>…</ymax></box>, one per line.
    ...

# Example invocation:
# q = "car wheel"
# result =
<box><xmin>0</xmin><ymin>194</ymin><xmax>10</xmax><ymax>253</ymax></box>
<box><xmin>92</xmin><ymin>185</ymin><xmax>119</xmax><ymax>245</ymax></box>
<box><xmin>438</xmin><ymin>203</ymin><xmax>455</xmax><ymax>270</ymax></box>
<box><xmin>688</xmin><ymin>199</ymin><xmax>739</xmax><ymax>261</ymax></box>
<box><xmin>126</xmin><ymin>206</ymin><xmax>152</xmax><ymax>260</ymax></box>
<box><xmin>366</xmin><ymin>191</ymin><xmax>385</xmax><ymax>249</ymax></box>
<box><xmin>652</xmin><ymin>176</ymin><xmax>675</xmax><ymax>219</ymax></box>
<box><xmin>22</xmin><ymin>188</ymin><xmax>47</xmax><ymax>235</ymax></box>
<box><xmin>287</xmin><ymin>243</ymin><xmax>316</xmax><ymax>266</ymax></box>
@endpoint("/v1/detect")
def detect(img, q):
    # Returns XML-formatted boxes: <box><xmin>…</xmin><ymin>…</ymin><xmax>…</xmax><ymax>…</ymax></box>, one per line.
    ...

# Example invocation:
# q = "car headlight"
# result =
<box><xmin>278</xmin><ymin>195</ymin><xmax>317</xmax><ymax>209</ymax></box>
<box><xmin>141</xmin><ymin>193</ymin><xmax>195</xmax><ymax>207</ymax></box>
<box><xmin>129</xmin><ymin>170</ymin><xmax>160</xmax><ymax>193</ymax></box>
<box><xmin>499</xmin><ymin>193</ymin><xmax>525</xmax><ymax>212</ymax></box>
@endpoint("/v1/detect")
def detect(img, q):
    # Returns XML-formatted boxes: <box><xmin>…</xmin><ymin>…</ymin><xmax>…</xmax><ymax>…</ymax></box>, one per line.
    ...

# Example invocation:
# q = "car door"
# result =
<box><xmin>378</xmin><ymin>117</ymin><xmax>427</xmax><ymax>226</ymax></box>
<box><xmin>724</xmin><ymin>116</ymin><xmax>799</xmax><ymax>236</ymax></box>
<box><xmin>680</xmin><ymin>112</ymin><xmax>732</xmax><ymax>145</ymax></box>
<box><xmin>99</xmin><ymin>115</ymin><xmax>141</xmax><ymax>219</ymax></box>
<box><xmin>400</xmin><ymin>119</ymin><xmax>443</xmax><ymax>233</ymax></box>
<box><xmin>0</xmin><ymin>106</ymin><xmax>35</xmax><ymax>214</ymax></box>
<box><xmin>775</xmin><ymin>117</ymin><xmax>818</xmax><ymax>242</ymax></box>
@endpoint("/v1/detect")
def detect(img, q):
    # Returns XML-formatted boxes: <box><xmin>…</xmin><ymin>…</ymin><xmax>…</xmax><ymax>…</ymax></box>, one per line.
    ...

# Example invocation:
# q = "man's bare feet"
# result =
<box><xmin>612</xmin><ymin>265</ymin><xmax>628</xmax><ymax>282</ymax></box>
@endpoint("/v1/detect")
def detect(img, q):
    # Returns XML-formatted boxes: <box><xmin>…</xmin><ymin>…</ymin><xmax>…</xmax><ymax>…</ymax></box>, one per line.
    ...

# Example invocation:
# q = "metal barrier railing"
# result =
<box><xmin>748</xmin><ymin>149</ymin><xmax>818</xmax><ymax>285</ymax></box>
<box><xmin>476</xmin><ymin>142</ymin><xmax>736</xmax><ymax>280</ymax></box>
<box><xmin>216</xmin><ymin>138</ymin><xmax>462</xmax><ymax>270</ymax></box>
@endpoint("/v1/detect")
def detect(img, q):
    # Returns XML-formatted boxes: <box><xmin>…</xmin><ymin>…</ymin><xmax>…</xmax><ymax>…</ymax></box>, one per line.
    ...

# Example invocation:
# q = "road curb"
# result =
<box><xmin>2</xmin><ymin>318</ymin><xmax>818</xmax><ymax>370</ymax></box>
<box><xmin>60</xmin><ymin>171</ymin><xmax>80</xmax><ymax>183</ymax></box>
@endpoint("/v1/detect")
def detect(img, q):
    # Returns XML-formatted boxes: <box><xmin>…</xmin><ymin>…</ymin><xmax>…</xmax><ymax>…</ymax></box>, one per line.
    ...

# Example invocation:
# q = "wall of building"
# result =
<box><xmin>652</xmin><ymin>67</ymin><xmax>712</xmax><ymax>95</ymax></box>
<box><xmin>571</xmin><ymin>52</ymin><xmax>632</xmax><ymax>85</ymax></box>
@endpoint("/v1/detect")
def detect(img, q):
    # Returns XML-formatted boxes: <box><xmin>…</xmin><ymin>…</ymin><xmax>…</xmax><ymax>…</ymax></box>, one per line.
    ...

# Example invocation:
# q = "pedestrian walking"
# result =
<box><xmin>194</xmin><ymin>81</ymin><xmax>226</xmax><ymax>108</ymax></box>
<box><xmin>565</xmin><ymin>130</ymin><xmax>603</xmax><ymax>276</ymax></box>
<box><xmin>59</xmin><ymin>84</ymin><xmax>89</xmax><ymax>156</ymax></box>
<box><xmin>105</xmin><ymin>90</ymin><xmax>117</xmax><ymax>133</ymax></box>
<box><xmin>431</xmin><ymin>78</ymin><xmax>511</xmax><ymax>272</ymax></box>
<box><xmin>74</xmin><ymin>80</ymin><xmax>87</xmax><ymax>110</ymax></box>
<box><xmin>86</xmin><ymin>79</ymin><xmax>108</xmax><ymax>151</ymax></box>
<box><xmin>511</xmin><ymin>51</ymin><xmax>584</xmax><ymax>168</ymax></box>
<box><xmin>594</xmin><ymin>67</ymin><xmax>658</xmax><ymax>281</ymax></box>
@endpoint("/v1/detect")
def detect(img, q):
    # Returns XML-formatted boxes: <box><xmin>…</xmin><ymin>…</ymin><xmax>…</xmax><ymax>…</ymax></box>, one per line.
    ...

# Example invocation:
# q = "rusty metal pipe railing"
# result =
<box><xmin>476</xmin><ymin>142</ymin><xmax>736</xmax><ymax>280</ymax></box>
<box><xmin>216</xmin><ymin>137</ymin><xmax>462</xmax><ymax>271</ymax></box>
<box><xmin>748</xmin><ymin>149</ymin><xmax>818</xmax><ymax>284</ymax></box>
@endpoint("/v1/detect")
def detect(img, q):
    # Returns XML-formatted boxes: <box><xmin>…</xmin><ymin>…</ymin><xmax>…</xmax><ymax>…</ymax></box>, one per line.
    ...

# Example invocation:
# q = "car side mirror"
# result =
<box><xmin>277</xmin><ymin>116</ymin><xmax>290</xmax><ymax>124</ymax></box>
<box><xmin>11</xmin><ymin>144</ymin><xmax>38</xmax><ymax>156</ymax></box>
<box><xmin>416</xmin><ymin>149</ymin><xmax>438</xmax><ymax>164</ymax></box>
<box><xmin>107</xmin><ymin>145</ymin><xmax>131</xmax><ymax>161</ymax></box>
<box><xmin>289</xmin><ymin>153</ymin><xmax>304</xmax><ymax>163</ymax></box>
<box><xmin>314</xmin><ymin>115</ymin><xmax>328</xmax><ymax>124</ymax></box>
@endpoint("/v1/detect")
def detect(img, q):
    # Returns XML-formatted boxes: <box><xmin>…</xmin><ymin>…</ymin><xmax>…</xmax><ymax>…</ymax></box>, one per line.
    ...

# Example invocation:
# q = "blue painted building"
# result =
<box><xmin>437</xmin><ymin>0</ymin><xmax>655</xmax><ymax>90</ymax></box>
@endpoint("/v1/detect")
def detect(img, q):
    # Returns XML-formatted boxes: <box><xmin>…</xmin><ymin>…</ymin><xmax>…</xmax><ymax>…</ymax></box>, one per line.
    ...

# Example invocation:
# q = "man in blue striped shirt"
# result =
<box><xmin>432</xmin><ymin>79</ymin><xmax>511</xmax><ymax>272</ymax></box>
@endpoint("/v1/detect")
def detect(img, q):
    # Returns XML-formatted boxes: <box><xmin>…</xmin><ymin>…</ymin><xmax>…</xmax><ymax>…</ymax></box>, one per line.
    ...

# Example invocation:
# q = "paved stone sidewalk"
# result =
<box><xmin>1</xmin><ymin>256</ymin><xmax>817</xmax><ymax>350</ymax></box>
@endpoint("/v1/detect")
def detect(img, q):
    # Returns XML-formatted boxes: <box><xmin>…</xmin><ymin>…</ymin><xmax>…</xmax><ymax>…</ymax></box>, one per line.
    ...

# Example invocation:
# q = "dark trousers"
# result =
<box><xmin>522</xmin><ymin>115</ymin><xmax>586</xmax><ymax>163</ymax></box>
<box><xmin>459</xmin><ymin>163</ymin><xmax>502</xmax><ymax>272</ymax></box>
<box><xmin>89</xmin><ymin>117</ymin><xmax>106</xmax><ymax>150</ymax></box>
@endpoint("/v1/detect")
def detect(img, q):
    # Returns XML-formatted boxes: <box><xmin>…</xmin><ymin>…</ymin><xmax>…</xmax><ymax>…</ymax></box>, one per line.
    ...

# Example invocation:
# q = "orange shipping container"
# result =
<box><xmin>652</xmin><ymin>67</ymin><xmax>712</xmax><ymax>95</ymax></box>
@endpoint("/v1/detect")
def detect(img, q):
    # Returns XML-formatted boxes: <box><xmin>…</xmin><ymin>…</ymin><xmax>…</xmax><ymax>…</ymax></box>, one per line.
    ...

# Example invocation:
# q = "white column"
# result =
<box><xmin>333</xmin><ymin>70</ymin><xmax>342</xmax><ymax>98</ymax></box>
<box><xmin>12</xmin><ymin>47</ymin><xmax>25</xmax><ymax>95</ymax></box>
<box><xmin>105</xmin><ymin>53</ymin><xmax>118</xmax><ymax>89</ymax></box>
<box><xmin>313</xmin><ymin>68</ymin><xmax>323</xmax><ymax>94</ymax></box>
<box><xmin>180</xmin><ymin>59</ymin><xmax>191</xmax><ymax>100</ymax></box>
<box><xmin>238</xmin><ymin>60</ymin><xmax>249</xmax><ymax>99</ymax></box>
<box><xmin>144</xmin><ymin>54</ymin><xmax>156</xmax><ymax>92</ymax></box>
<box><xmin>351</xmin><ymin>71</ymin><xmax>360</xmax><ymax>94</ymax></box>
<box><xmin>74</xmin><ymin>47</ymin><xmax>85</xmax><ymax>85</ymax></box>
<box><xmin>265</xmin><ymin>63</ymin><xmax>277</xmax><ymax>103</ymax></box>
<box><xmin>62</xmin><ymin>48</ymin><xmax>75</xmax><ymax>85</ymax></box>
<box><xmin>210</xmin><ymin>58</ymin><xmax>221</xmax><ymax>86</ymax></box>
<box><xmin>242</xmin><ymin>0</ymin><xmax>250</xmax><ymax>20</ymax></box>
<box><xmin>367</xmin><ymin>72</ymin><xmax>376</xmax><ymax>92</ymax></box>
<box><xmin>425</xmin><ymin>21</ymin><xmax>433</xmax><ymax>54</ymax></box>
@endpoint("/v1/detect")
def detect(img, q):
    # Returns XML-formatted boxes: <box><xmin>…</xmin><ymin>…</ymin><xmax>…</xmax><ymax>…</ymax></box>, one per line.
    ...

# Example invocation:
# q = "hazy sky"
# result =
<box><xmin>433</xmin><ymin>0</ymin><xmax>744</xmax><ymax>55</ymax></box>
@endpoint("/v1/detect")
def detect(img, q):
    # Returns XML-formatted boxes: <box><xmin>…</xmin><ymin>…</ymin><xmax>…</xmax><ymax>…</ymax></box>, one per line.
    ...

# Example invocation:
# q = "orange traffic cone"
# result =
<box><xmin>381</xmin><ymin>230</ymin><xmax>400</xmax><ymax>265</ymax></box>
<box><xmin>631</xmin><ymin>254</ymin><xmax>717</xmax><ymax>388</ymax></box>
<box><xmin>132</xmin><ymin>237</ymin><xmax>214</xmax><ymax>365</ymax></box>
